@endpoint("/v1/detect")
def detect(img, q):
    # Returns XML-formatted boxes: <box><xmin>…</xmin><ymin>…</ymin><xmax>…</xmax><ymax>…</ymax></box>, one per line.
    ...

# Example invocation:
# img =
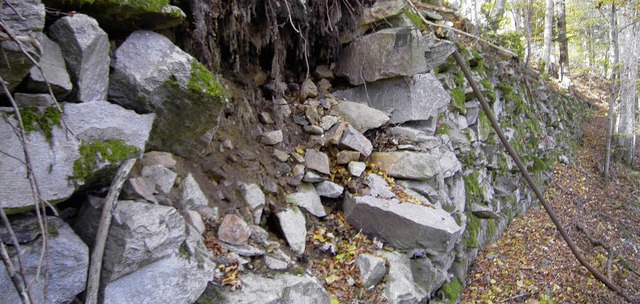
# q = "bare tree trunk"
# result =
<box><xmin>542</xmin><ymin>0</ymin><xmax>554</xmax><ymax>74</ymax></box>
<box><xmin>488</xmin><ymin>0</ymin><xmax>508</xmax><ymax>30</ymax></box>
<box><xmin>524</xmin><ymin>0</ymin><xmax>533</xmax><ymax>67</ymax></box>
<box><xmin>556</xmin><ymin>0</ymin><xmax>569</xmax><ymax>82</ymax></box>
<box><xmin>605</xmin><ymin>2</ymin><xmax>619</xmax><ymax>181</ymax></box>
<box><xmin>616</xmin><ymin>7</ymin><xmax>639</xmax><ymax>166</ymax></box>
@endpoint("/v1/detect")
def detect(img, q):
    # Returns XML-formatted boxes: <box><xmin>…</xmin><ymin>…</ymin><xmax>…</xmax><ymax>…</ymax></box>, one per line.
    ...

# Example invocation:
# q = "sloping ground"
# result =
<box><xmin>462</xmin><ymin>75</ymin><xmax>640</xmax><ymax>303</ymax></box>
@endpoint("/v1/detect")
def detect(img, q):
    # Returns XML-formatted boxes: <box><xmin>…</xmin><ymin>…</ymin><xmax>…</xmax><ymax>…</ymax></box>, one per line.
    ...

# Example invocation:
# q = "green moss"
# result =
<box><xmin>404</xmin><ymin>9</ymin><xmax>426</xmax><ymax>28</ymax></box>
<box><xmin>188</xmin><ymin>60</ymin><xmax>227</xmax><ymax>103</ymax></box>
<box><xmin>530</xmin><ymin>155</ymin><xmax>549</xmax><ymax>172</ymax></box>
<box><xmin>464</xmin><ymin>171</ymin><xmax>484</xmax><ymax>203</ymax></box>
<box><xmin>478</xmin><ymin>111</ymin><xmax>491</xmax><ymax>139</ymax></box>
<box><xmin>47</xmin><ymin>223</ymin><xmax>59</xmax><ymax>237</ymax></box>
<box><xmin>454</xmin><ymin>71</ymin><xmax>466</xmax><ymax>87</ymax></box>
<box><xmin>436</xmin><ymin>122</ymin><xmax>450</xmax><ymax>135</ymax></box>
<box><xmin>18</xmin><ymin>106</ymin><xmax>62</xmax><ymax>142</ymax></box>
<box><xmin>71</xmin><ymin>139</ymin><xmax>139</xmax><ymax>185</ymax></box>
<box><xmin>292</xmin><ymin>266</ymin><xmax>305</xmax><ymax>276</ymax></box>
<box><xmin>451</xmin><ymin>87</ymin><xmax>467</xmax><ymax>114</ymax></box>
<box><xmin>487</xmin><ymin>218</ymin><xmax>497</xmax><ymax>238</ymax></box>
<box><xmin>496</xmin><ymin>82</ymin><xmax>514</xmax><ymax>95</ymax></box>
<box><xmin>464</xmin><ymin>213</ymin><xmax>481</xmax><ymax>248</ymax></box>
<box><xmin>442</xmin><ymin>278</ymin><xmax>463</xmax><ymax>304</ymax></box>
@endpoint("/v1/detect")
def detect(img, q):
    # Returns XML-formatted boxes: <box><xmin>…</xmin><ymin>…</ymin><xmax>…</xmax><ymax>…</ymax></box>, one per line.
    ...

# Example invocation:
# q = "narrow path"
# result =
<box><xmin>461</xmin><ymin>78</ymin><xmax>640</xmax><ymax>303</ymax></box>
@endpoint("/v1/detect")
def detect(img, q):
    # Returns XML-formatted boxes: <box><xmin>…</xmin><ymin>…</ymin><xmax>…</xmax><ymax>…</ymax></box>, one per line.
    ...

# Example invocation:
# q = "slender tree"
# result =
<box><xmin>616</xmin><ymin>4</ymin><xmax>639</xmax><ymax>165</ymax></box>
<box><xmin>557</xmin><ymin>0</ymin><xmax>570</xmax><ymax>82</ymax></box>
<box><xmin>604</xmin><ymin>1</ymin><xmax>619</xmax><ymax>181</ymax></box>
<box><xmin>543</xmin><ymin>0</ymin><xmax>554</xmax><ymax>74</ymax></box>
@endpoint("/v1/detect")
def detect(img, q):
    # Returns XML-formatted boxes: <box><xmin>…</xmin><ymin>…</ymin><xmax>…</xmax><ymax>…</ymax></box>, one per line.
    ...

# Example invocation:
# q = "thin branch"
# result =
<box><xmin>85</xmin><ymin>159</ymin><xmax>137</xmax><ymax>304</ymax></box>
<box><xmin>575</xmin><ymin>222</ymin><xmax>614</xmax><ymax>282</ymax></box>
<box><xmin>406</xmin><ymin>0</ymin><xmax>518</xmax><ymax>58</ymax></box>
<box><xmin>452</xmin><ymin>49</ymin><xmax>635</xmax><ymax>303</ymax></box>
<box><xmin>0</xmin><ymin>208</ymin><xmax>33</xmax><ymax>304</ymax></box>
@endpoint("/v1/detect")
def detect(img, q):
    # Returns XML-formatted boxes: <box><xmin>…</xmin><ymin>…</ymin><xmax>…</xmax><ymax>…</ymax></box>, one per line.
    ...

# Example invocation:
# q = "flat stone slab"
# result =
<box><xmin>369</xmin><ymin>150</ymin><xmax>461</xmax><ymax>180</ymax></box>
<box><xmin>343</xmin><ymin>193</ymin><xmax>462</xmax><ymax>254</ymax></box>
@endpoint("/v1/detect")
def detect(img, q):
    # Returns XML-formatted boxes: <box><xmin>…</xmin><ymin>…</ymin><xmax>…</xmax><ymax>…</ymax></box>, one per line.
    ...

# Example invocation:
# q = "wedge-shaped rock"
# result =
<box><xmin>343</xmin><ymin>193</ymin><xmax>462</xmax><ymax>254</ymax></box>
<box><xmin>48</xmin><ymin>14</ymin><xmax>110</xmax><ymax>102</ymax></box>
<box><xmin>334</xmin><ymin>73</ymin><xmax>450</xmax><ymax>124</ymax></box>
<box><xmin>336</xmin><ymin>28</ymin><xmax>455</xmax><ymax>85</ymax></box>
<box><xmin>380</xmin><ymin>251</ymin><xmax>428</xmax><ymax>304</ymax></box>
<box><xmin>286</xmin><ymin>183</ymin><xmax>326</xmax><ymax>217</ymax></box>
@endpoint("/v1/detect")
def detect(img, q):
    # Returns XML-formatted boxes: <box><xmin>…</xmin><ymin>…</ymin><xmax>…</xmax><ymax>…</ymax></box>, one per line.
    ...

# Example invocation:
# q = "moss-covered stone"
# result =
<box><xmin>450</xmin><ymin>87</ymin><xmax>467</xmax><ymax>114</ymax></box>
<box><xmin>463</xmin><ymin>212</ymin><xmax>481</xmax><ymax>248</ymax></box>
<box><xmin>17</xmin><ymin>106</ymin><xmax>62</xmax><ymax>142</ymax></box>
<box><xmin>188</xmin><ymin>60</ymin><xmax>227</xmax><ymax>102</ymax></box>
<box><xmin>71</xmin><ymin>139</ymin><xmax>139</xmax><ymax>185</ymax></box>
<box><xmin>464</xmin><ymin>171</ymin><xmax>484</xmax><ymax>204</ymax></box>
<box><xmin>42</xmin><ymin>0</ymin><xmax>185</xmax><ymax>32</ymax></box>
<box><xmin>441</xmin><ymin>278</ymin><xmax>463</xmax><ymax>304</ymax></box>
<box><xmin>404</xmin><ymin>9</ymin><xmax>427</xmax><ymax>29</ymax></box>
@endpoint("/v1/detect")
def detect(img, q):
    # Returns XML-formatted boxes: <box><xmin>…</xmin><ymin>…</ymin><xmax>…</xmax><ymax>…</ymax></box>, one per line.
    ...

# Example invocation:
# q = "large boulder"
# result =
<box><xmin>0</xmin><ymin>101</ymin><xmax>153</xmax><ymax>211</ymax></box>
<box><xmin>333</xmin><ymin>101</ymin><xmax>390</xmax><ymax>132</ymax></box>
<box><xmin>109</xmin><ymin>30</ymin><xmax>228</xmax><ymax>158</ymax></box>
<box><xmin>216</xmin><ymin>273</ymin><xmax>331</xmax><ymax>304</ymax></box>
<box><xmin>0</xmin><ymin>216</ymin><xmax>88</xmax><ymax>304</ymax></box>
<box><xmin>48</xmin><ymin>14</ymin><xmax>110</xmax><ymax>102</ymax></box>
<box><xmin>335</xmin><ymin>28</ymin><xmax>455</xmax><ymax>85</ymax></box>
<box><xmin>0</xmin><ymin>0</ymin><xmax>45</xmax><ymax>92</ymax></box>
<box><xmin>380</xmin><ymin>251</ymin><xmax>428</xmax><ymax>304</ymax></box>
<box><xmin>22</xmin><ymin>35</ymin><xmax>73</xmax><ymax>100</ymax></box>
<box><xmin>333</xmin><ymin>73</ymin><xmax>450</xmax><ymax>124</ymax></box>
<box><xmin>41</xmin><ymin>0</ymin><xmax>185</xmax><ymax>32</ymax></box>
<box><xmin>343</xmin><ymin>193</ymin><xmax>463</xmax><ymax>254</ymax></box>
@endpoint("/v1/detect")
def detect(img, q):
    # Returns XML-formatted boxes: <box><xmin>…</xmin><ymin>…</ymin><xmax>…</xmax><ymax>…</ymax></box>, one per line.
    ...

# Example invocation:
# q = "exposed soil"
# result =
<box><xmin>462</xmin><ymin>74</ymin><xmax>640</xmax><ymax>303</ymax></box>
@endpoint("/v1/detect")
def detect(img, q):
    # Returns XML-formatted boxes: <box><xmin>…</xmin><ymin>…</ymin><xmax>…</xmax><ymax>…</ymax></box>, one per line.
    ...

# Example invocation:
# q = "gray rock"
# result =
<box><xmin>219</xmin><ymin>273</ymin><xmax>330</xmax><ymax>304</ymax></box>
<box><xmin>370</xmin><ymin>150</ymin><xmax>461</xmax><ymax>180</ymax></box>
<box><xmin>76</xmin><ymin>199</ymin><xmax>187</xmax><ymax>282</ymax></box>
<box><xmin>337</xmin><ymin>150</ymin><xmax>361</xmax><ymax>164</ymax></box>
<box><xmin>103</xmin><ymin>226</ymin><xmax>214</xmax><ymax>304</ymax></box>
<box><xmin>0</xmin><ymin>107</ymin><xmax>79</xmax><ymax>209</ymax></box>
<box><xmin>356</xmin><ymin>254</ymin><xmax>387</xmax><ymax>289</ymax></box>
<box><xmin>410</xmin><ymin>255</ymin><xmax>450</xmax><ymax>296</ymax></box>
<box><xmin>286</xmin><ymin>183</ymin><xmax>326</xmax><ymax>218</ymax></box>
<box><xmin>335</xmin><ymin>28</ymin><xmax>455</xmax><ymax>85</ymax></box>
<box><xmin>465</xmin><ymin>101</ymin><xmax>480</xmax><ymax>125</ymax></box>
<box><xmin>183</xmin><ymin>209</ymin><xmax>206</xmax><ymax>234</ymax></box>
<box><xmin>264</xmin><ymin>256</ymin><xmax>289</xmax><ymax>271</ymax></box>
<box><xmin>180</xmin><ymin>174</ymin><xmax>209</xmax><ymax>208</ymax></box>
<box><xmin>359</xmin><ymin>0</ymin><xmax>406</xmax><ymax>26</ymax></box>
<box><xmin>348</xmin><ymin>161</ymin><xmax>367</xmax><ymax>177</ymax></box>
<box><xmin>141</xmin><ymin>165</ymin><xmax>177</xmax><ymax>195</ymax></box>
<box><xmin>300</xmin><ymin>78</ymin><xmax>318</xmax><ymax>98</ymax></box>
<box><xmin>121</xmin><ymin>177</ymin><xmax>158</xmax><ymax>203</ymax></box>
<box><xmin>340</xmin><ymin>125</ymin><xmax>373</xmax><ymax>157</ymax></box>
<box><xmin>470</xmin><ymin>204</ymin><xmax>502</xmax><ymax>220</ymax></box>
<box><xmin>241</xmin><ymin>183</ymin><xmax>266</xmax><ymax>224</ymax></box>
<box><xmin>48</xmin><ymin>14</ymin><xmax>109</xmax><ymax>102</ymax></box>
<box><xmin>142</xmin><ymin>151</ymin><xmax>177</xmax><ymax>169</ymax></box>
<box><xmin>343</xmin><ymin>193</ymin><xmax>463</xmax><ymax>253</ymax></box>
<box><xmin>221</xmin><ymin>243</ymin><xmax>265</xmax><ymax>257</ymax></box>
<box><xmin>303</xmin><ymin>170</ymin><xmax>324</xmax><ymax>183</ymax></box>
<box><xmin>305</xmin><ymin>149</ymin><xmax>331</xmax><ymax>175</ymax></box>
<box><xmin>380</xmin><ymin>251</ymin><xmax>428</xmax><ymax>304</ymax></box>
<box><xmin>109</xmin><ymin>30</ymin><xmax>227</xmax><ymax>158</ymax></box>
<box><xmin>64</xmin><ymin>100</ymin><xmax>155</xmax><ymax>150</ymax></box>
<box><xmin>447</xmin><ymin>175</ymin><xmax>466</xmax><ymax>213</ymax></box>
<box><xmin>315</xmin><ymin>181</ymin><xmax>344</xmax><ymax>198</ymax></box>
<box><xmin>14</xmin><ymin>93</ymin><xmax>56</xmax><ymax>107</ymax></box>
<box><xmin>23</xmin><ymin>35</ymin><xmax>73</xmax><ymax>99</ymax></box>
<box><xmin>334</xmin><ymin>101</ymin><xmax>390</xmax><ymax>132</ymax></box>
<box><xmin>304</xmin><ymin>125</ymin><xmax>324</xmax><ymax>135</ymax></box>
<box><xmin>218</xmin><ymin>214</ymin><xmax>252</xmax><ymax>245</ymax></box>
<box><xmin>0</xmin><ymin>0</ymin><xmax>45</xmax><ymax>92</ymax></box>
<box><xmin>334</xmin><ymin>73</ymin><xmax>450</xmax><ymax>124</ymax></box>
<box><xmin>314</xmin><ymin>65</ymin><xmax>334</xmax><ymax>79</ymax></box>
<box><xmin>261</xmin><ymin>130</ymin><xmax>283</xmax><ymax>145</ymax></box>
<box><xmin>0</xmin><ymin>216</ymin><xmax>88</xmax><ymax>304</ymax></box>
<box><xmin>366</xmin><ymin>173</ymin><xmax>396</xmax><ymax>198</ymax></box>
<box><xmin>277</xmin><ymin>207</ymin><xmax>307</xmax><ymax>255</ymax></box>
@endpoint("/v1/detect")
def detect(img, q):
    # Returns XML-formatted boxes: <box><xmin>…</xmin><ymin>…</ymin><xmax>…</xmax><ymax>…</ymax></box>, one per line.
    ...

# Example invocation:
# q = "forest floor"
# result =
<box><xmin>461</xmin><ymin>74</ymin><xmax>640</xmax><ymax>303</ymax></box>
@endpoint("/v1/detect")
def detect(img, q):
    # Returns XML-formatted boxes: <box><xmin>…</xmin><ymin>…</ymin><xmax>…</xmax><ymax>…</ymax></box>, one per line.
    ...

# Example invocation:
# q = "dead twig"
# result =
<box><xmin>575</xmin><ymin>221</ymin><xmax>615</xmax><ymax>281</ymax></box>
<box><xmin>501</xmin><ymin>291</ymin><xmax>539</xmax><ymax>303</ymax></box>
<box><xmin>85</xmin><ymin>159</ymin><xmax>137</xmax><ymax>304</ymax></box>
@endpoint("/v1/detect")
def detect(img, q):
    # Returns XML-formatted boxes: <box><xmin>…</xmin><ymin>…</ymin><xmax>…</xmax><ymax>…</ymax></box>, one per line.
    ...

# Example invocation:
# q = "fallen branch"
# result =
<box><xmin>451</xmin><ymin>49</ymin><xmax>635</xmax><ymax>303</ymax></box>
<box><xmin>85</xmin><ymin>158</ymin><xmax>136</xmax><ymax>304</ymax></box>
<box><xmin>501</xmin><ymin>291</ymin><xmax>539</xmax><ymax>303</ymax></box>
